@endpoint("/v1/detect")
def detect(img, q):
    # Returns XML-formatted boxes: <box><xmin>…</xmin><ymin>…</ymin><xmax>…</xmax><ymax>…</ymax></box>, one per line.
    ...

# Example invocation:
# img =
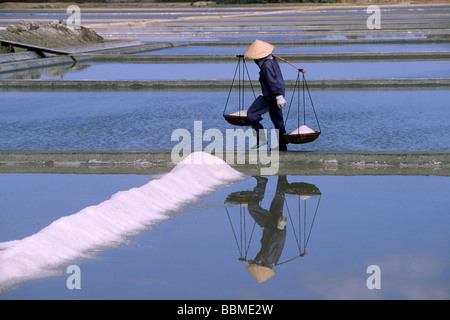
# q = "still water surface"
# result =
<box><xmin>4</xmin><ymin>61</ymin><xmax>448</xmax><ymax>81</ymax></box>
<box><xmin>1</xmin><ymin>90</ymin><xmax>449</xmax><ymax>151</ymax></box>
<box><xmin>0</xmin><ymin>173</ymin><xmax>448</xmax><ymax>299</ymax></box>
<box><xmin>140</xmin><ymin>44</ymin><xmax>450</xmax><ymax>55</ymax></box>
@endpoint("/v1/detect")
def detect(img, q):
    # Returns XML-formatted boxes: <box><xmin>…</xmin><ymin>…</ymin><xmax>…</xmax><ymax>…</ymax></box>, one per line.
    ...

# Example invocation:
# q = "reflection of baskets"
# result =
<box><xmin>283</xmin><ymin>131</ymin><xmax>321</xmax><ymax>144</ymax></box>
<box><xmin>224</xmin><ymin>190</ymin><xmax>253</xmax><ymax>205</ymax></box>
<box><xmin>224</xmin><ymin>179</ymin><xmax>322</xmax><ymax>280</ymax></box>
<box><xmin>284</xmin><ymin>182</ymin><xmax>321</xmax><ymax>197</ymax></box>
<box><xmin>223</xmin><ymin>114</ymin><xmax>249</xmax><ymax>126</ymax></box>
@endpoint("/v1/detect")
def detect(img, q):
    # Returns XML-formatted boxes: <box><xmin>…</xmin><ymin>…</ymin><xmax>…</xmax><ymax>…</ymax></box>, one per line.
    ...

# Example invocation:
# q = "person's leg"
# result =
<box><xmin>268</xmin><ymin>106</ymin><xmax>288</xmax><ymax>150</ymax></box>
<box><xmin>247</xmin><ymin>96</ymin><xmax>271</xmax><ymax>148</ymax></box>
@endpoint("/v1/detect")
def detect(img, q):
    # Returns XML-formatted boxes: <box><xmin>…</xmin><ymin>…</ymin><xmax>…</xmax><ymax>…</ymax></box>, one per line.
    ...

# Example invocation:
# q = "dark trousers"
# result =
<box><xmin>248</xmin><ymin>176</ymin><xmax>288</xmax><ymax>267</ymax></box>
<box><xmin>247</xmin><ymin>96</ymin><xmax>287</xmax><ymax>147</ymax></box>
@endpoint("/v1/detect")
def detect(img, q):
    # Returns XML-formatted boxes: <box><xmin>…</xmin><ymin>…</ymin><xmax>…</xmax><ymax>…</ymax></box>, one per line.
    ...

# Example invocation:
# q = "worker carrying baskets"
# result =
<box><xmin>223</xmin><ymin>39</ymin><xmax>321</xmax><ymax>151</ymax></box>
<box><xmin>245</xmin><ymin>39</ymin><xmax>289</xmax><ymax>151</ymax></box>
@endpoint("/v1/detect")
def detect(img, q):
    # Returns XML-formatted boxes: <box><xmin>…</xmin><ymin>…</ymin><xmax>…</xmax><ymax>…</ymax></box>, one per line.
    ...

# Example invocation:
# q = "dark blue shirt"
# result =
<box><xmin>258</xmin><ymin>57</ymin><xmax>285</xmax><ymax>99</ymax></box>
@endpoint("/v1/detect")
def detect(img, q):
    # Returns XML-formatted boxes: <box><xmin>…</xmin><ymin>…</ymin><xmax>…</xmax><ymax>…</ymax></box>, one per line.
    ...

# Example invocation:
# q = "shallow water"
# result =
<box><xmin>3</xmin><ymin>6</ymin><xmax>448</xmax><ymax>23</ymax></box>
<box><xmin>103</xmin><ymin>35</ymin><xmax>433</xmax><ymax>42</ymax></box>
<box><xmin>140</xmin><ymin>44</ymin><xmax>450</xmax><ymax>55</ymax></box>
<box><xmin>2</xmin><ymin>5</ymin><xmax>448</xmax><ymax>20</ymax></box>
<box><xmin>0</xmin><ymin>173</ymin><xmax>448</xmax><ymax>299</ymax></box>
<box><xmin>1</xmin><ymin>3</ymin><xmax>448</xmax><ymax>302</ymax></box>
<box><xmin>3</xmin><ymin>60</ymin><xmax>449</xmax><ymax>81</ymax></box>
<box><xmin>1</xmin><ymin>90</ymin><xmax>449</xmax><ymax>152</ymax></box>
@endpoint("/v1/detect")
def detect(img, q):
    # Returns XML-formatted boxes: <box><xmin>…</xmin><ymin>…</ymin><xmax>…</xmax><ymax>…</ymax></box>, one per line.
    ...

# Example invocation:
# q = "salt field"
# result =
<box><xmin>109</xmin><ymin>35</ymin><xmax>436</xmax><ymax>42</ymax></box>
<box><xmin>139</xmin><ymin>43</ymin><xmax>450</xmax><ymax>55</ymax></box>
<box><xmin>0</xmin><ymin>1</ymin><xmax>449</xmax><ymax>301</ymax></box>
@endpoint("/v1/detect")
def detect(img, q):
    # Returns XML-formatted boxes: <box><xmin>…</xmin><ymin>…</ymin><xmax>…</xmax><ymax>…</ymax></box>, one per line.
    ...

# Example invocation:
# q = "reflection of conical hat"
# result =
<box><xmin>246</xmin><ymin>264</ymin><xmax>276</xmax><ymax>284</ymax></box>
<box><xmin>244</xmin><ymin>40</ymin><xmax>275</xmax><ymax>60</ymax></box>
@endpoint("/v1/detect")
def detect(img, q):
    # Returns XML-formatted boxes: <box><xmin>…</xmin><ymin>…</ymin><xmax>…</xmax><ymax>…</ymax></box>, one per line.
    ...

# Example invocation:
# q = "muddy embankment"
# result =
<box><xmin>0</xmin><ymin>21</ymin><xmax>104</xmax><ymax>53</ymax></box>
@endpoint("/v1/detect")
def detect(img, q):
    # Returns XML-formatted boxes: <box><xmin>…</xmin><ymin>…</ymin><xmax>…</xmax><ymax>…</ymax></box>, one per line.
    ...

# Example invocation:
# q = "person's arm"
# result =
<box><xmin>261</xmin><ymin>61</ymin><xmax>286</xmax><ymax>108</ymax></box>
<box><xmin>261</xmin><ymin>61</ymin><xmax>284</xmax><ymax>96</ymax></box>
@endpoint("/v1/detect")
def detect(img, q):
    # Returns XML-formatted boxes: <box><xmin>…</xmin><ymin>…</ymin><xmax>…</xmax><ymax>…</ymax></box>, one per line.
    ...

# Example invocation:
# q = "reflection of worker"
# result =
<box><xmin>246</xmin><ymin>176</ymin><xmax>288</xmax><ymax>283</ymax></box>
<box><xmin>244</xmin><ymin>40</ymin><xmax>288</xmax><ymax>151</ymax></box>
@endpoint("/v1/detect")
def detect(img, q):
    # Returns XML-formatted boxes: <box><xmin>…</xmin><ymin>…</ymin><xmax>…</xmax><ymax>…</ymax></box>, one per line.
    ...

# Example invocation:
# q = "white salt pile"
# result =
<box><xmin>0</xmin><ymin>152</ymin><xmax>244</xmax><ymax>294</ymax></box>
<box><xmin>290</xmin><ymin>125</ymin><xmax>315</xmax><ymax>135</ymax></box>
<box><xmin>229</xmin><ymin>110</ymin><xmax>247</xmax><ymax>117</ymax></box>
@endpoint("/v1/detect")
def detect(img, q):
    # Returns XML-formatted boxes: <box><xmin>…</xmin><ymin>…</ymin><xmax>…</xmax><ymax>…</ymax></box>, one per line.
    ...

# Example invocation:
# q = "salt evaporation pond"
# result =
<box><xmin>105</xmin><ymin>35</ymin><xmax>433</xmax><ymax>42</ymax></box>
<box><xmin>4</xmin><ymin>60</ymin><xmax>448</xmax><ymax>81</ymax></box>
<box><xmin>1</xmin><ymin>90</ymin><xmax>449</xmax><ymax>152</ymax></box>
<box><xmin>140</xmin><ymin>43</ymin><xmax>450</xmax><ymax>55</ymax></box>
<box><xmin>0</xmin><ymin>166</ymin><xmax>448</xmax><ymax>299</ymax></box>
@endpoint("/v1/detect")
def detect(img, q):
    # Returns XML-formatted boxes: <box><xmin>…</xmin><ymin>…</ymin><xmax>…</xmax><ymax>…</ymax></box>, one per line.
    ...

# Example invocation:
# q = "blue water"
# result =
<box><xmin>107</xmin><ymin>35</ymin><xmax>432</xmax><ymax>42</ymax></box>
<box><xmin>1</xmin><ymin>3</ymin><xmax>449</xmax><ymax>302</ymax></box>
<box><xmin>2</xmin><ymin>5</ymin><xmax>448</xmax><ymax>24</ymax></box>
<box><xmin>140</xmin><ymin>44</ymin><xmax>450</xmax><ymax>55</ymax></box>
<box><xmin>4</xmin><ymin>60</ymin><xmax>449</xmax><ymax>81</ymax></box>
<box><xmin>1</xmin><ymin>174</ymin><xmax>448</xmax><ymax>299</ymax></box>
<box><xmin>0</xmin><ymin>90</ymin><xmax>449</xmax><ymax>152</ymax></box>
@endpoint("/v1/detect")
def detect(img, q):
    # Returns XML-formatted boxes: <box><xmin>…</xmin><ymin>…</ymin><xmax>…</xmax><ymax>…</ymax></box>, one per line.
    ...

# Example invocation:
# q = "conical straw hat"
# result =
<box><xmin>246</xmin><ymin>264</ymin><xmax>276</xmax><ymax>283</ymax></box>
<box><xmin>244</xmin><ymin>40</ymin><xmax>275</xmax><ymax>60</ymax></box>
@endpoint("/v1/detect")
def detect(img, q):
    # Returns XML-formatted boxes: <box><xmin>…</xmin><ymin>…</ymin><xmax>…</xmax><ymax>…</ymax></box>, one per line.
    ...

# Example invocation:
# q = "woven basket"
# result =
<box><xmin>283</xmin><ymin>131</ymin><xmax>321</xmax><ymax>144</ymax></box>
<box><xmin>223</xmin><ymin>114</ymin><xmax>249</xmax><ymax>126</ymax></box>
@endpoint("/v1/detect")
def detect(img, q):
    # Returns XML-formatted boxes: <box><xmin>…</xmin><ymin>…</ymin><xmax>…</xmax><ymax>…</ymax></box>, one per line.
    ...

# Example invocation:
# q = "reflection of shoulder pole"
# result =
<box><xmin>273</xmin><ymin>54</ymin><xmax>306</xmax><ymax>74</ymax></box>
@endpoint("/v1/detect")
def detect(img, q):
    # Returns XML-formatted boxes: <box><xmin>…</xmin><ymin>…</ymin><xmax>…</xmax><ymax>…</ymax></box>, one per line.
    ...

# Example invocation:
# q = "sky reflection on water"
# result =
<box><xmin>4</xmin><ymin>60</ymin><xmax>448</xmax><ymax>81</ymax></box>
<box><xmin>0</xmin><ymin>173</ymin><xmax>448</xmax><ymax>299</ymax></box>
<box><xmin>1</xmin><ymin>90</ymin><xmax>449</xmax><ymax>152</ymax></box>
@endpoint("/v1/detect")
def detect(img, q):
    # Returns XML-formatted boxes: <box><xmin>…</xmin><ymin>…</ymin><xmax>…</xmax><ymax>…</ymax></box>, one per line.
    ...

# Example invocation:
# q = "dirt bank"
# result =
<box><xmin>0</xmin><ymin>21</ymin><xmax>104</xmax><ymax>53</ymax></box>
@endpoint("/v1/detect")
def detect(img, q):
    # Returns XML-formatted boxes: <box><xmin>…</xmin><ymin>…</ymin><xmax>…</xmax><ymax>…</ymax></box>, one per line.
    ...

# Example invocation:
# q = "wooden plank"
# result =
<box><xmin>0</xmin><ymin>39</ymin><xmax>71</xmax><ymax>56</ymax></box>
